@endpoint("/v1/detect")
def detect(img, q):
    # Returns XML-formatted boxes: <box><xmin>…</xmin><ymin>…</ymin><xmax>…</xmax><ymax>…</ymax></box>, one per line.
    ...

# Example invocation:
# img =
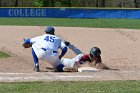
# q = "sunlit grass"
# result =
<box><xmin>0</xmin><ymin>81</ymin><xmax>140</xmax><ymax>93</ymax></box>
<box><xmin>0</xmin><ymin>18</ymin><xmax>140</xmax><ymax>29</ymax></box>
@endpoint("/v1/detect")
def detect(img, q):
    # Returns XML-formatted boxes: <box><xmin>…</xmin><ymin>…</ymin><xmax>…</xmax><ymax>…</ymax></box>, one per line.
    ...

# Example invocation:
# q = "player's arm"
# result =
<box><xmin>59</xmin><ymin>41</ymin><xmax>68</xmax><ymax>59</ymax></box>
<box><xmin>22</xmin><ymin>36</ymin><xmax>40</xmax><ymax>48</ymax></box>
<box><xmin>30</xmin><ymin>36</ymin><xmax>42</xmax><ymax>43</ymax></box>
<box><xmin>95</xmin><ymin>56</ymin><xmax>102</xmax><ymax>65</ymax></box>
<box><xmin>63</xmin><ymin>40</ymin><xmax>82</xmax><ymax>55</ymax></box>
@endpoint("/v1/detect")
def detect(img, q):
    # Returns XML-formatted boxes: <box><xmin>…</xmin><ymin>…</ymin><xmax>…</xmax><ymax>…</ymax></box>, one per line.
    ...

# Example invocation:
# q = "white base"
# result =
<box><xmin>78</xmin><ymin>67</ymin><xmax>98</xmax><ymax>72</ymax></box>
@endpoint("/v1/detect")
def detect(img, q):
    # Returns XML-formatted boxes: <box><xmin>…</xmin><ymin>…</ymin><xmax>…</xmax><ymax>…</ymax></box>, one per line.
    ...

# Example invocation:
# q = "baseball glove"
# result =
<box><xmin>22</xmin><ymin>43</ymin><xmax>32</xmax><ymax>48</ymax></box>
<box><xmin>22</xmin><ymin>38</ymin><xmax>32</xmax><ymax>48</ymax></box>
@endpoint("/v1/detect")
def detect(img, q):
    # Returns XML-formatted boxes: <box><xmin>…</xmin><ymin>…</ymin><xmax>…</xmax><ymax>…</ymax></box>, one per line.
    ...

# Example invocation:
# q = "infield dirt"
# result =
<box><xmin>0</xmin><ymin>26</ymin><xmax>140</xmax><ymax>81</ymax></box>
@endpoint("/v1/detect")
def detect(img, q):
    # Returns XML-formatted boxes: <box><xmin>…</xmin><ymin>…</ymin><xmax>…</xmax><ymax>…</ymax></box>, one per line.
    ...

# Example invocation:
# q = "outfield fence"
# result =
<box><xmin>0</xmin><ymin>8</ymin><xmax>140</xmax><ymax>18</ymax></box>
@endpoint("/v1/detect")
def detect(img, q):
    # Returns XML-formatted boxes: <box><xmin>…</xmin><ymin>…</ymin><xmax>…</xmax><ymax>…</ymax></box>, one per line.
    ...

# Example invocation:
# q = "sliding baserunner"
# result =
<box><xmin>62</xmin><ymin>41</ymin><xmax>108</xmax><ymax>72</ymax></box>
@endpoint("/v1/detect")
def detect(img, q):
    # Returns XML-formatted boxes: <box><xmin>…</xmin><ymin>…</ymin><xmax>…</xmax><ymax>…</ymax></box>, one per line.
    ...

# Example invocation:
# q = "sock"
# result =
<box><xmin>32</xmin><ymin>48</ymin><xmax>39</xmax><ymax>66</ymax></box>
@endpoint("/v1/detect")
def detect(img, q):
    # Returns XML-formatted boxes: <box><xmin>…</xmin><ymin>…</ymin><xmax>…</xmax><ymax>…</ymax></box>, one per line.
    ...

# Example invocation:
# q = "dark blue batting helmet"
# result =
<box><xmin>90</xmin><ymin>47</ymin><xmax>101</xmax><ymax>57</ymax></box>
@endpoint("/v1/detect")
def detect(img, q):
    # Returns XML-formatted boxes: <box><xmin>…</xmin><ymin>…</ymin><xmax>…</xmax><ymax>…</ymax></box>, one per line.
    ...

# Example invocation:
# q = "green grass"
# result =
<box><xmin>0</xmin><ymin>51</ymin><xmax>10</xmax><ymax>58</ymax></box>
<box><xmin>0</xmin><ymin>18</ymin><xmax>140</xmax><ymax>29</ymax></box>
<box><xmin>0</xmin><ymin>81</ymin><xmax>140</xmax><ymax>93</ymax></box>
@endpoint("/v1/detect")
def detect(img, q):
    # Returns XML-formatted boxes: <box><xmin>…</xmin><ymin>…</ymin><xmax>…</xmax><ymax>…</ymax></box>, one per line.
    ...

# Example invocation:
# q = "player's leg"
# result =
<box><xmin>60</xmin><ymin>58</ymin><xmax>75</xmax><ymax>72</ymax></box>
<box><xmin>32</xmin><ymin>48</ymin><xmax>40</xmax><ymax>72</ymax></box>
<box><xmin>61</xmin><ymin>54</ymin><xmax>83</xmax><ymax>72</ymax></box>
<box><xmin>61</xmin><ymin>58</ymin><xmax>75</xmax><ymax>68</ymax></box>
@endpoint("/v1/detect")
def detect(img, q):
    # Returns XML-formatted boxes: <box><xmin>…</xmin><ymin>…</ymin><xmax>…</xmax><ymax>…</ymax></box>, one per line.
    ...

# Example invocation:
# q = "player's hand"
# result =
<box><xmin>63</xmin><ymin>41</ymin><xmax>70</xmax><ymax>46</ymax></box>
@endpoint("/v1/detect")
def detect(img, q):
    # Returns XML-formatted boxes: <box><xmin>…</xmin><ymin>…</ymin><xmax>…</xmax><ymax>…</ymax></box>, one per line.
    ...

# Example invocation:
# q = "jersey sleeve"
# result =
<box><xmin>79</xmin><ymin>54</ymin><xmax>91</xmax><ymax>62</ymax></box>
<box><xmin>30</xmin><ymin>35</ymin><xmax>42</xmax><ymax>43</ymax></box>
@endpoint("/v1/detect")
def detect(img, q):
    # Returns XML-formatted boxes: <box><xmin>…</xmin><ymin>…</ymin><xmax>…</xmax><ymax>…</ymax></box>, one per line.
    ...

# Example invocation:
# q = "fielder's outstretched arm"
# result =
<box><xmin>63</xmin><ymin>41</ymin><xmax>82</xmax><ymax>55</ymax></box>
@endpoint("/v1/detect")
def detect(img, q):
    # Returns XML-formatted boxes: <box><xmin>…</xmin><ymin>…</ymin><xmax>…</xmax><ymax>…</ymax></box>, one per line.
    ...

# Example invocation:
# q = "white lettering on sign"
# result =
<box><xmin>8</xmin><ymin>9</ymin><xmax>47</xmax><ymax>17</ymax></box>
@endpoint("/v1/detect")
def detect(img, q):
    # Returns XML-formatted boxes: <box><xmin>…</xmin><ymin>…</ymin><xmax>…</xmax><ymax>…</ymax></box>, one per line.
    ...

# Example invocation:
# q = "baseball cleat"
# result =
<box><xmin>33</xmin><ymin>66</ymin><xmax>40</xmax><ymax>72</ymax></box>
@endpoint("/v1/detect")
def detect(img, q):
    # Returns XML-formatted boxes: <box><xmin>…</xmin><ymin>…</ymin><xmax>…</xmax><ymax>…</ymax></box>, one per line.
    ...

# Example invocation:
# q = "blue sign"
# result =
<box><xmin>0</xmin><ymin>8</ymin><xmax>140</xmax><ymax>18</ymax></box>
<box><xmin>0</xmin><ymin>8</ymin><xmax>48</xmax><ymax>17</ymax></box>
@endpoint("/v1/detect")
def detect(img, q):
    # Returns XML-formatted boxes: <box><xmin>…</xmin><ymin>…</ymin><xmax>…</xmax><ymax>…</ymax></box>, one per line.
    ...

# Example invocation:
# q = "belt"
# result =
<box><xmin>41</xmin><ymin>48</ymin><xmax>57</xmax><ymax>53</ymax></box>
<box><xmin>53</xmin><ymin>51</ymin><xmax>57</xmax><ymax>53</ymax></box>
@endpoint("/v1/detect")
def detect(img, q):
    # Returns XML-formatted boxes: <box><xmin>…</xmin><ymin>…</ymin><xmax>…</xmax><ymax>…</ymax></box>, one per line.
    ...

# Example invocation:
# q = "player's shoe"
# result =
<box><xmin>63</xmin><ymin>67</ymin><xmax>76</xmax><ymax>72</ymax></box>
<box><xmin>33</xmin><ymin>66</ymin><xmax>40</xmax><ymax>72</ymax></box>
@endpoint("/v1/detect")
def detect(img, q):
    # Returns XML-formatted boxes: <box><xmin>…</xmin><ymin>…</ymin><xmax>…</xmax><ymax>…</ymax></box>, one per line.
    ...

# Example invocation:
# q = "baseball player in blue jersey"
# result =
<box><xmin>23</xmin><ymin>26</ymin><xmax>67</xmax><ymax>72</ymax></box>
